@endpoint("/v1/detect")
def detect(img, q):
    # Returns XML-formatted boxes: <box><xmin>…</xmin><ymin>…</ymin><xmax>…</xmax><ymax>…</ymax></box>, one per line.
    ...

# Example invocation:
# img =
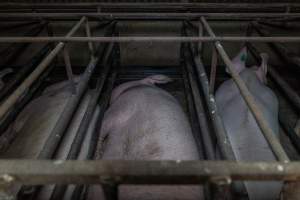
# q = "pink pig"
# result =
<box><xmin>88</xmin><ymin>75</ymin><xmax>203</xmax><ymax>200</ymax></box>
<box><xmin>215</xmin><ymin>47</ymin><xmax>282</xmax><ymax>200</ymax></box>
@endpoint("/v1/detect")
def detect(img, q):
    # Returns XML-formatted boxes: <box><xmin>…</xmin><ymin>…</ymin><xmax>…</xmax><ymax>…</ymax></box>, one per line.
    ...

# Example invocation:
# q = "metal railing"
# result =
<box><xmin>0</xmin><ymin>11</ymin><xmax>299</xmax><ymax>200</ymax></box>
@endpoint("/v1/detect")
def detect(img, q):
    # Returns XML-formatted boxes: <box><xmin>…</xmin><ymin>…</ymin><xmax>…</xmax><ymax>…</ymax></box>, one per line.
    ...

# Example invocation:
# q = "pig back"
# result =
<box><xmin>100</xmin><ymin>85</ymin><xmax>199</xmax><ymax>160</ymax></box>
<box><xmin>0</xmin><ymin>81</ymin><xmax>74</xmax><ymax>158</ymax></box>
<box><xmin>89</xmin><ymin>85</ymin><xmax>203</xmax><ymax>200</ymax></box>
<box><xmin>215</xmin><ymin>69</ymin><xmax>281</xmax><ymax>200</ymax></box>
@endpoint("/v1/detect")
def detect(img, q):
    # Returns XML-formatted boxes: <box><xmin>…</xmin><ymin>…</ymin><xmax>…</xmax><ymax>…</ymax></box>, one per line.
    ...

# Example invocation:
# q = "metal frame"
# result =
<box><xmin>0</xmin><ymin>6</ymin><xmax>300</xmax><ymax>200</ymax></box>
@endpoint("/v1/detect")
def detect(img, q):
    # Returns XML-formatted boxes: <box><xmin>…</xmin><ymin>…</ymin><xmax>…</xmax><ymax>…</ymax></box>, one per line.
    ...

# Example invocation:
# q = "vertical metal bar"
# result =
<box><xmin>50</xmin><ymin>43</ymin><xmax>114</xmax><ymax>200</ymax></box>
<box><xmin>183</xmin><ymin>43</ymin><xmax>249</xmax><ymax>199</ymax></box>
<box><xmin>198</xmin><ymin>20</ymin><xmax>203</xmax><ymax>55</ymax></box>
<box><xmin>85</xmin><ymin>18</ymin><xmax>95</xmax><ymax>57</ymax></box>
<box><xmin>63</xmin><ymin>46</ymin><xmax>77</xmax><ymax>94</ymax></box>
<box><xmin>184</xmin><ymin>52</ymin><xmax>215</xmax><ymax>160</ymax></box>
<box><xmin>200</xmin><ymin>16</ymin><xmax>289</xmax><ymax>162</ymax></box>
<box><xmin>0</xmin><ymin>16</ymin><xmax>86</xmax><ymax>121</ymax></box>
<box><xmin>184</xmin><ymin>45</ymin><xmax>235</xmax><ymax>160</ymax></box>
<box><xmin>209</xmin><ymin>47</ymin><xmax>218</xmax><ymax>93</ymax></box>
<box><xmin>182</xmin><ymin>62</ymin><xmax>206</xmax><ymax>159</ymax></box>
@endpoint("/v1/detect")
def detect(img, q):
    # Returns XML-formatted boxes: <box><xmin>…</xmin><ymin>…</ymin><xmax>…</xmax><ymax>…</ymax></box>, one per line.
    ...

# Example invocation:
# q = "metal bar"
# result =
<box><xmin>0</xmin><ymin>12</ymin><xmax>300</xmax><ymax>20</ymax></box>
<box><xmin>182</xmin><ymin>61</ymin><xmax>206</xmax><ymax>159</ymax></box>
<box><xmin>0</xmin><ymin>44</ymin><xmax>50</xmax><ymax>102</ymax></box>
<box><xmin>1</xmin><ymin>2</ymin><xmax>300</xmax><ymax>9</ymax></box>
<box><xmin>257</xmin><ymin>20</ymin><xmax>300</xmax><ymax>30</ymax></box>
<box><xmin>184</xmin><ymin>52</ymin><xmax>215</xmax><ymax>160</ymax></box>
<box><xmin>63</xmin><ymin>46</ymin><xmax>77</xmax><ymax>94</ymax></box>
<box><xmin>38</xmin><ymin>57</ymin><xmax>100</xmax><ymax>159</ymax></box>
<box><xmin>209</xmin><ymin>47</ymin><xmax>218</xmax><ymax>93</ymax></box>
<box><xmin>0</xmin><ymin>21</ymin><xmax>39</xmax><ymax>30</ymax></box>
<box><xmin>0</xmin><ymin>16</ymin><xmax>86</xmax><ymax>121</ymax></box>
<box><xmin>0</xmin><ymin>45</ymin><xmax>52</xmax><ymax>135</ymax></box>
<box><xmin>50</xmin><ymin>43</ymin><xmax>114</xmax><ymax>200</ymax></box>
<box><xmin>183</xmin><ymin>45</ymin><xmax>235</xmax><ymax>161</ymax></box>
<box><xmin>198</xmin><ymin>20</ymin><xmax>204</xmax><ymax>55</ymax></box>
<box><xmin>1</xmin><ymin>36</ymin><xmax>300</xmax><ymax>43</ymax></box>
<box><xmin>0</xmin><ymin>160</ymin><xmax>300</xmax><ymax>185</ymax></box>
<box><xmin>85</xmin><ymin>19</ymin><xmax>95</xmax><ymax>57</ymax></box>
<box><xmin>72</xmin><ymin>72</ymin><xmax>117</xmax><ymax>200</ymax></box>
<box><xmin>252</xmin><ymin>22</ymin><xmax>300</xmax><ymax>70</ymax></box>
<box><xmin>200</xmin><ymin>16</ymin><xmax>289</xmax><ymax>162</ymax></box>
<box><xmin>181</xmin><ymin>23</ymin><xmax>215</xmax><ymax>160</ymax></box>
<box><xmin>0</xmin><ymin>22</ymin><xmax>47</xmax><ymax>66</ymax></box>
<box><xmin>247</xmin><ymin>43</ymin><xmax>300</xmax><ymax>152</ymax></box>
<box><xmin>183</xmin><ymin>38</ymin><xmax>249</xmax><ymax>198</ymax></box>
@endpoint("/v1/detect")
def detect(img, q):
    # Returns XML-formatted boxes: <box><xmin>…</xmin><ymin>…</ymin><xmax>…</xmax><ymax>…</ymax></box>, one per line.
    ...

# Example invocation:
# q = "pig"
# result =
<box><xmin>88</xmin><ymin>75</ymin><xmax>203</xmax><ymax>200</ymax></box>
<box><xmin>215</xmin><ymin>47</ymin><xmax>282</xmax><ymax>200</ymax></box>
<box><xmin>0</xmin><ymin>77</ymin><xmax>81</xmax><ymax>157</ymax></box>
<box><xmin>0</xmin><ymin>76</ymin><xmax>98</xmax><ymax>199</ymax></box>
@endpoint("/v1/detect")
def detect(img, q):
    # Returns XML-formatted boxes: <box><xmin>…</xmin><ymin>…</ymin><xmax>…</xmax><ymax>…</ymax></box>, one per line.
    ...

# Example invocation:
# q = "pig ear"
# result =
<box><xmin>227</xmin><ymin>47</ymin><xmax>247</xmax><ymax>74</ymax></box>
<box><xmin>254</xmin><ymin>53</ymin><xmax>268</xmax><ymax>84</ymax></box>
<box><xmin>144</xmin><ymin>74</ymin><xmax>172</xmax><ymax>85</ymax></box>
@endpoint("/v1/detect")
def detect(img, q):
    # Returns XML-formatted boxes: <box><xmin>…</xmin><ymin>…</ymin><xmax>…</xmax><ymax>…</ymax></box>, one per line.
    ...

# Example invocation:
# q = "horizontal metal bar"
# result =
<box><xmin>0</xmin><ymin>17</ymin><xmax>86</xmax><ymax>121</ymax></box>
<box><xmin>0</xmin><ymin>12</ymin><xmax>300</xmax><ymax>20</ymax></box>
<box><xmin>201</xmin><ymin>17</ymin><xmax>290</xmax><ymax>162</ymax></box>
<box><xmin>0</xmin><ymin>3</ymin><xmax>299</xmax><ymax>9</ymax></box>
<box><xmin>0</xmin><ymin>160</ymin><xmax>299</xmax><ymax>185</ymax></box>
<box><xmin>0</xmin><ymin>36</ymin><xmax>300</xmax><ymax>43</ymax></box>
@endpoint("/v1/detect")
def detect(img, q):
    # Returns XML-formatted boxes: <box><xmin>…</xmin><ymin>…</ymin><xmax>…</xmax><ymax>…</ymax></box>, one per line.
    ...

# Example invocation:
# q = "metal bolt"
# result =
<box><xmin>0</xmin><ymin>175</ymin><xmax>14</xmax><ymax>186</ymax></box>
<box><xmin>210</xmin><ymin>176</ymin><xmax>232</xmax><ymax>186</ymax></box>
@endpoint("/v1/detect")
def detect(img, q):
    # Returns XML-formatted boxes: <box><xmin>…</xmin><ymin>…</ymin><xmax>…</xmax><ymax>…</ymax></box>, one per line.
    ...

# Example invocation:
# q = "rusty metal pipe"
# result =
<box><xmin>0</xmin><ymin>160</ymin><xmax>300</xmax><ymax>185</ymax></box>
<box><xmin>1</xmin><ymin>36</ymin><xmax>300</xmax><ymax>43</ymax></box>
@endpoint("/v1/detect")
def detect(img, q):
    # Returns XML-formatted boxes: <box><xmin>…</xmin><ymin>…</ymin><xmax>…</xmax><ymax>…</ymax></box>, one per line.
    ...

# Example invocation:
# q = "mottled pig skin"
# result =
<box><xmin>88</xmin><ymin>75</ymin><xmax>203</xmax><ymax>200</ymax></box>
<box><xmin>215</xmin><ymin>47</ymin><xmax>282</xmax><ymax>200</ymax></box>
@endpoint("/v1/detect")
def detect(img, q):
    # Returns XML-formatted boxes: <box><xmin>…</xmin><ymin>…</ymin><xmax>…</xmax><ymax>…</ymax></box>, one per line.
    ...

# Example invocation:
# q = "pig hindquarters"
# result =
<box><xmin>89</xmin><ymin>75</ymin><xmax>203</xmax><ymax>200</ymax></box>
<box><xmin>215</xmin><ymin>48</ymin><xmax>282</xmax><ymax>200</ymax></box>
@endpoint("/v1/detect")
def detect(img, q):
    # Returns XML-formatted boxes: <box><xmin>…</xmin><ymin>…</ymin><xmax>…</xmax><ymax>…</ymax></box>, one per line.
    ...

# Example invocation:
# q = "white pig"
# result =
<box><xmin>215</xmin><ymin>47</ymin><xmax>282</xmax><ymax>200</ymax></box>
<box><xmin>88</xmin><ymin>75</ymin><xmax>203</xmax><ymax>200</ymax></box>
<box><xmin>0</xmin><ymin>76</ymin><xmax>82</xmax><ymax>158</ymax></box>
